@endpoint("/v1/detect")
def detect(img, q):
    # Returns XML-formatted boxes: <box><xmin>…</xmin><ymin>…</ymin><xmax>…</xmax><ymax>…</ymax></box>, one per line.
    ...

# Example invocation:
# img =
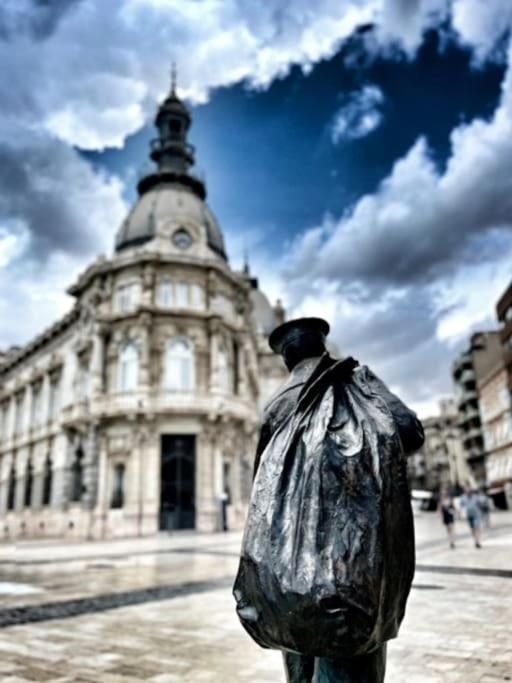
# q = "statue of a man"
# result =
<box><xmin>236</xmin><ymin>317</ymin><xmax>424</xmax><ymax>683</ymax></box>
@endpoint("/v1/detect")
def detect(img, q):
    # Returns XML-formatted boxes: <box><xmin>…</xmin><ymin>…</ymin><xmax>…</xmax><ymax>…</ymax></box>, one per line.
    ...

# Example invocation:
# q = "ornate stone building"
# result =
<box><xmin>408</xmin><ymin>398</ymin><xmax>471</xmax><ymax>493</ymax></box>
<box><xmin>0</xmin><ymin>82</ymin><xmax>286</xmax><ymax>540</ymax></box>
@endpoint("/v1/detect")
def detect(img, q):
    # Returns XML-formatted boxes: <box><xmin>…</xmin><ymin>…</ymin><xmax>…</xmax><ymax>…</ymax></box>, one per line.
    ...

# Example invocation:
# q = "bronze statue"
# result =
<box><xmin>234</xmin><ymin>318</ymin><xmax>424</xmax><ymax>682</ymax></box>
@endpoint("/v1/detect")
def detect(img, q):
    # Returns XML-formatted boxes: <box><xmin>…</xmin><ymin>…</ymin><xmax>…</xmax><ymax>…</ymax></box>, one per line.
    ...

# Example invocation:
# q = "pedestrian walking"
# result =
<box><xmin>438</xmin><ymin>490</ymin><xmax>456</xmax><ymax>549</ymax></box>
<box><xmin>477</xmin><ymin>489</ymin><xmax>491</xmax><ymax>529</ymax></box>
<box><xmin>460</xmin><ymin>488</ymin><xmax>483</xmax><ymax>548</ymax></box>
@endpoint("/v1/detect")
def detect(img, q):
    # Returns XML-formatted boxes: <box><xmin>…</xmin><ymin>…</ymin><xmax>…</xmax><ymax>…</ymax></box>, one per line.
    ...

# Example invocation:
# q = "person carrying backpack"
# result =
<box><xmin>233</xmin><ymin>318</ymin><xmax>424</xmax><ymax>683</ymax></box>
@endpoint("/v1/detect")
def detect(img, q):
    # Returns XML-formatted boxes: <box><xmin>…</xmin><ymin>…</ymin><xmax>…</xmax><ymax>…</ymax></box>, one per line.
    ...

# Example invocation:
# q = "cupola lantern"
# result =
<box><xmin>137</xmin><ymin>65</ymin><xmax>205</xmax><ymax>199</ymax></box>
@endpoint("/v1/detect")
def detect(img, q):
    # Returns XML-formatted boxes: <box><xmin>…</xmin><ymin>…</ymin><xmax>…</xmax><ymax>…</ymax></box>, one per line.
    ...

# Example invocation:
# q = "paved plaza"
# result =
<box><xmin>0</xmin><ymin>511</ymin><xmax>511</xmax><ymax>682</ymax></box>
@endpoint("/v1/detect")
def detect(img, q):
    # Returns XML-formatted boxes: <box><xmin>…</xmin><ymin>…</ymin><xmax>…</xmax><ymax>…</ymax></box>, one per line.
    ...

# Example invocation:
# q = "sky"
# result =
<box><xmin>1</xmin><ymin>0</ymin><xmax>512</xmax><ymax>417</ymax></box>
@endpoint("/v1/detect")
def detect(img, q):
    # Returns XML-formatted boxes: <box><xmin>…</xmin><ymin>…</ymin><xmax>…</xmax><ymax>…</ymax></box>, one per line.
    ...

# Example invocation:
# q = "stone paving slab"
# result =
<box><xmin>0</xmin><ymin>512</ymin><xmax>511</xmax><ymax>681</ymax></box>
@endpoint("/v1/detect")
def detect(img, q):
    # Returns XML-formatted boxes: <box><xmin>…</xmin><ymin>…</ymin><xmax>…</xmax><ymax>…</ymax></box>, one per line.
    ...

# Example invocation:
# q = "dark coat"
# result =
<box><xmin>254</xmin><ymin>353</ymin><xmax>424</xmax><ymax>478</ymax></box>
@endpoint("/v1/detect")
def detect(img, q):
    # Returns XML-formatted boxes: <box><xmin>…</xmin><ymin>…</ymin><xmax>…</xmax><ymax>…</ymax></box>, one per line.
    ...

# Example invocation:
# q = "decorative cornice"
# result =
<box><xmin>0</xmin><ymin>307</ymin><xmax>79</xmax><ymax>377</ymax></box>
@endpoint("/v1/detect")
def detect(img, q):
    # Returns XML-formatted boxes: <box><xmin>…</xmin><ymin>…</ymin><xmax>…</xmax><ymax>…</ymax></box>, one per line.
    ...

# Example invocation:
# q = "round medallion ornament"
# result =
<box><xmin>172</xmin><ymin>228</ymin><xmax>193</xmax><ymax>250</ymax></box>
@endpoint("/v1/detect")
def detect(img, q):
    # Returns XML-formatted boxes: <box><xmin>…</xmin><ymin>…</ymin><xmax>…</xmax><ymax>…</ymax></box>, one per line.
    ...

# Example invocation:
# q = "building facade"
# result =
<box><xmin>0</xmin><ymin>83</ymin><xmax>286</xmax><ymax>541</ymax></box>
<box><xmin>408</xmin><ymin>398</ymin><xmax>470</xmax><ymax>493</ymax></box>
<box><xmin>452</xmin><ymin>331</ymin><xmax>503</xmax><ymax>485</ymax></box>
<box><xmin>486</xmin><ymin>279</ymin><xmax>512</xmax><ymax>507</ymax></box>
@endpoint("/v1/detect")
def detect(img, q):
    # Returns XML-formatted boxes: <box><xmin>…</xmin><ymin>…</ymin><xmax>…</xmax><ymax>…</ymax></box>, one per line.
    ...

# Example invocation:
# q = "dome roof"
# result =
<box><xmin>115</xmin><ymin>183</ymin><xmax>227</xmax><ymax>259</ymax></box>
<box><xmin>250</xmin><ymin>286</ymin><xmax>279</xmax><ymax>336</ymax></box>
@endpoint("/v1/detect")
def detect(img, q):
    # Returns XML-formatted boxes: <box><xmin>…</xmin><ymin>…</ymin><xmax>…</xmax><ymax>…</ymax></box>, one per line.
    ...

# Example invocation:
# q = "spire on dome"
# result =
<box><xmin>170</xmin><ymin>61</ymin><xmax>177</xmax><ymax>95</ymax></box>
<box><xmin>137</xmin><ymin>66</ymin><xmax>206</xmax><ymax>200</ymax></box>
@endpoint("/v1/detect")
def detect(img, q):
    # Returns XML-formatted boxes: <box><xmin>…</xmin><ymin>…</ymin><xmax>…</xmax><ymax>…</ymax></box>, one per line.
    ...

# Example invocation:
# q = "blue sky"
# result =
<box><xmin>1</xmin><ymin>1</ymin><xmax>512</xmax><ymax>416</ymax></box>
<box><xmin>85</xmin><ymin>28</ymin><xmax>504</xmax><ymax>251</ymax></box>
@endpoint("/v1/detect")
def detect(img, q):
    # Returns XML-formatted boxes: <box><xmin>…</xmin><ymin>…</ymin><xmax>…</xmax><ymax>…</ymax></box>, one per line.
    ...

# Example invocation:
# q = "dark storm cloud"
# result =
<box><xmin>331</xmin><ymin>287</ymin><xmax>438</xmax><ymax>362</ymax></box>
<box><xmin>286</xmin><ymin>110</ymin><xmax>512</xmax><ymax>290</ymax></box>
<box><xmin>0</xmin><ymin>129</ymin><xmax>125</xmax><ymax>260</ymax></box>
<box><xmin>0</xmin><ymin>0</ymin><xmax>81</xmax><ymax>41</ymax></box>
<box><xmin>0</xmin><ymin>0</ymin><xmax>511</xmax><ymax>417</ymax></box>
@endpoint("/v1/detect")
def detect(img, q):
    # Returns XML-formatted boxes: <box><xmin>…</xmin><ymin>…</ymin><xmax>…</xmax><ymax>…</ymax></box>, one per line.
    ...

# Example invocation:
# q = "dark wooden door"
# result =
<box><xmin>160</xmin><ymin>435</ymin><xmax>196</xmax><ymax>530</ymax></box>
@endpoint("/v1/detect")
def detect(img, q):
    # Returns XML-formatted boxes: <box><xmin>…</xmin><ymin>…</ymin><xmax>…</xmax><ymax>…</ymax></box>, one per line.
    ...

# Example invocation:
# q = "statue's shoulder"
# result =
<box><xmin>261</xmin><ymin>356</ymin><xmax>324</xmax><ymax>424</ymax></box>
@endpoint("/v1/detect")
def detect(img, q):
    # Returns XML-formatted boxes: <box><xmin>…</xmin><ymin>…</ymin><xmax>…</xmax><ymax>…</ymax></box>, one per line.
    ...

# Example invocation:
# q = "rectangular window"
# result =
<box><xmin>30</xmin><ymin>383</ymin><xmax>43</xmax><ymax>427</ymax></box>
<box><xmin>233</xmin><ymin>340</ymin><xmax>239</xmax><ymax>395</ymax></box>
<box><xmin>176</xmin><ymin>282</ymin><xmax>189</xmax><ymax>308</ymax></box>
<box><xmin>48</xmin><ymin>372</ymin><xmax>62</xmax><ymax>421</ymax></box>
<box><xmin>116</xmin><ymin>281</ymin><xmax>141</xmax><ymax>312</ymax></box>
<box><xmin>119</xmin><ymin>343</ymin><xmax>139</xmax><ymax>392</ymax></box>
<box><xmin>0</xmin><ymin>401</ymin><xmax>9</xmax><ymax>442</ymax></box>
<box><xmin>76</xmin><ymin>355</ymin><xmax>90</xmax><ymax>401</ymax></box>
<box><xmin>14</xmin><ymin>392</ymin><xmax>24</xmax><ymax>435</ymax></box>
<box><xmin>160</xmin><ymin>280</ymin><xmax>174</xmax><ymax>308</ymax></box>
<box><xmin>191</xmin><ymin>284</ymin><xmax>204</xmax><ymax>310</ymax></box>
<box><xmin>110</xmin><ymin>463</ymin><xmax>126</xmax><ymax>509</ymax></box>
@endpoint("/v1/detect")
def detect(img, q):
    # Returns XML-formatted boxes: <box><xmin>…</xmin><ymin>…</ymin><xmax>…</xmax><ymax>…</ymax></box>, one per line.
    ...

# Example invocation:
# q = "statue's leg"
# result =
<box><xmin>283</xmin><ymin>651</ymin><xmax>315</xmax><ymax>682</ymax></box>
<box><xmin>313</xmin><ymin>644</ymin><xmax>387</xmax><ymax>683</ymax></box>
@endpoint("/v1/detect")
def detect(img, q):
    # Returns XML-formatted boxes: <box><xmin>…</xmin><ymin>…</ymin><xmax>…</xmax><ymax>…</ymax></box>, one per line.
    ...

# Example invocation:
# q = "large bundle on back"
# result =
<box><xmin>233</xmin><ymin>355</ymin><xmax>415</xmax><ymax>659</ymax></box>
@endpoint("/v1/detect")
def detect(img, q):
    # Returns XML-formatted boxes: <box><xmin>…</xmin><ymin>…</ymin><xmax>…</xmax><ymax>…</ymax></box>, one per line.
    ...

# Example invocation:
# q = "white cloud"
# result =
<box><xmin>0</xmin><ymin>125</ymin><xmax>127</xmax><ymax>345</ymax></box>
<box><xmin>281</xmin><ymin>35</ymin><xmax>512</xmax><ymax>416</ymax></box>
<box><xmin>289</xmin><ymin>56</ymin><xmax>512</xmax><ymax>288</ymax></box>
<box><xmin>0</xmin><ymin>1</ymin><xmax>386</xmax><ymax>151</ymax></box>
<box><xmin>2</xmin><ymin>0</ymin><xmax>512</xmax><ymax>414</ymax></box>
<box><xmin>451</xmin><ymin>0</ymin><xmax>512</xmax><ymax>62</ymax></box>
<box><xmin>378</xmin><ymin>0</ymin><xmax>449</xmax><ymax>55</ymax></box>
<box><xmin>331</xmin><ymin>84</ymin><xmax>385</xmax><ymax>142</ymax></box>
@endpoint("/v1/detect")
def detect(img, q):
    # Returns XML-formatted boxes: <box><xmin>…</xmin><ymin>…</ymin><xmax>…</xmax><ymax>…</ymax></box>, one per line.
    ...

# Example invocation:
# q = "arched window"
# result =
<box><xmin>110</xmin><ymin>463</ymin><xmax>125</xmax><ymax>509</ymax></box>
<box><xmin>118</xmin><ymin>342</ymin><xmax>138</xmax><ymax>392</ymax></box>
<box><xmin>70</xmin><ymin>448</ymin><xmax>84</xmax><ymax>503</ymax></box>
<box><xmin>42</xmin><ymin>453</ymin><xmax>52</xmax><ymax>506</ymax></box>
<box><xmin>7</xmin><ymin>467</ymin><xmax>16</xmax><ymax>511</ymax></box>
<box><xmin>24</xmin><ymin>459</ymin><xmax>33</xmax><ymax>508</ymax></box>
<box><xmin>165</xmin><ymin>338</ymin><xmax>195</xmax><ymax>391</ymax></box>
<box><xmin>218</xmin><ymin>343</ymin><xmax>231</xmax><ymax>393</ymax></box>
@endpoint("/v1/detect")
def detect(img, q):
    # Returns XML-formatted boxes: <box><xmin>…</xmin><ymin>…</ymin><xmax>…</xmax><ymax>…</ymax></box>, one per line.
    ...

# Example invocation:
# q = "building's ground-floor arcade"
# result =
<box><xmin>0</xmin><ymin>413</ymin><xmax>257</xmax><ymax>541</ymax></box>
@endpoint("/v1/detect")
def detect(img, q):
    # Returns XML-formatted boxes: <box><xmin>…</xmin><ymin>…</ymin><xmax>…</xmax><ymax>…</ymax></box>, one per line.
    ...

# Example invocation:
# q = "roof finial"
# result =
<box><xmin>170</xmin><ymin>62</ymin><xmax>177</xmax><ymax>95</ymax></box>
<box><xmin>243</xmin><ymin>244</ymin><xmax>250</xmax><ymax>276</ymax></box>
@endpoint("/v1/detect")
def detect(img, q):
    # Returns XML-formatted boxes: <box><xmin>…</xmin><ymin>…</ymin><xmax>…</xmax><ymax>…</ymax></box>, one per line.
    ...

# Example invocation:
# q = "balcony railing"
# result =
<box><xmin>453</xmin><ymin>353</ymin><xmax>472</xmax><ymax>379</ymax></box>
<box><xmin>460</xmin><ymin>368</ymin><xmax>476</xmax><ymax>384</ymax></box>
<box><xmin>459</xmin><ymin>407</ymin><xmax>480</xmax><ymax>425</ymax></box>
<box><xmin>458</xmin><ymin>388</ymin><xmax>478</xmax><ymax>407</ymax></box>
<box><xmin>150</xmin><ymin>137</ymin><xmax>195</xmax><ymax>158</ymax></box>
<box><xmin>463</xmin><ymin>426</ymin><xmax>483</xmax><ymax>445</ymax></box>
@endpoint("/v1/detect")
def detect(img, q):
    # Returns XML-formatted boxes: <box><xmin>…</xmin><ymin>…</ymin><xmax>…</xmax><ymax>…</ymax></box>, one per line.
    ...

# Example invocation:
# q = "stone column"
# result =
<box><xmin>90</xmin><ymin>324</ymin><xmax>105</xmax><ymax>398</ymax></box>
<box><xmin>236</xmin><ymin>334</ymin><xmax>249</xmax><ymax>397</ymax></box>
<box><xmin>54</xmin><ymin>431</ymin><xmax>75</xmax><ymax>511</ymax></box>
<box><xmin>14</xmin><ymin>456</ymin><xmax>25</xmax><ymax>514</ymax></box>
<box><xmin>83</xmin><ymin>423</ymin><xmax>100</xmax><ymax>511</ymax></box>
<box><xmin>142</xmin><ymin>264</ymin><xmax>155</xmax><ymax>307</ymax></box>
<box><xmin>93</xmin><ymin>430</ymin><xmax>109</xmax><ymax>539</ymax></box>
<box><xmin>197</xmin><ymin>421</ymin><xmax>220</xmax><ymax>532</ymax></box>
<box><xmin>138</xmin><ymin>312</ymin><xmax>152</xmax><ymax>391</ymax></box>
<box><xmin>208</xmin><ymin>318</ymin><xmax>221</xmax><ymax>395</ymax></box>
<box><xmin>31</xmin><ymin>451</ymin><xmax>45</xmax><ymax>513</ymax></box>
<box><xmin>138</xmin><ymin>423</ymin><xmax>159</xmax><ymax>536</ymax></box>
<box><xmin>0</xmin><ymin>466</ymin><xmax>7</xmax><ymax>516</ymax></box>
<box><xmin>132</xmin><ymin>425</ymin><xmax>149</xmax><ymax>536</ymax></box>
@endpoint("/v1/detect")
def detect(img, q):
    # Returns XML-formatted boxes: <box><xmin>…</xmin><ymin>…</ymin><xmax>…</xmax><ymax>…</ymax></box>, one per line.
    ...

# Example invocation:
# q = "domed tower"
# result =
<box><xmin>0</xmin><ymin>71</ymin><xmax>288</xmax><ymax>544</ymax></box>
<box><xmin>115</xmin><ymin>71</ymin><xmax>226</xmax><ymax>261</ymax></box>
<box><xmin>66</xmin><ymin>74</ymin><xmax>275</xmax><ymax>538</ymax></box>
